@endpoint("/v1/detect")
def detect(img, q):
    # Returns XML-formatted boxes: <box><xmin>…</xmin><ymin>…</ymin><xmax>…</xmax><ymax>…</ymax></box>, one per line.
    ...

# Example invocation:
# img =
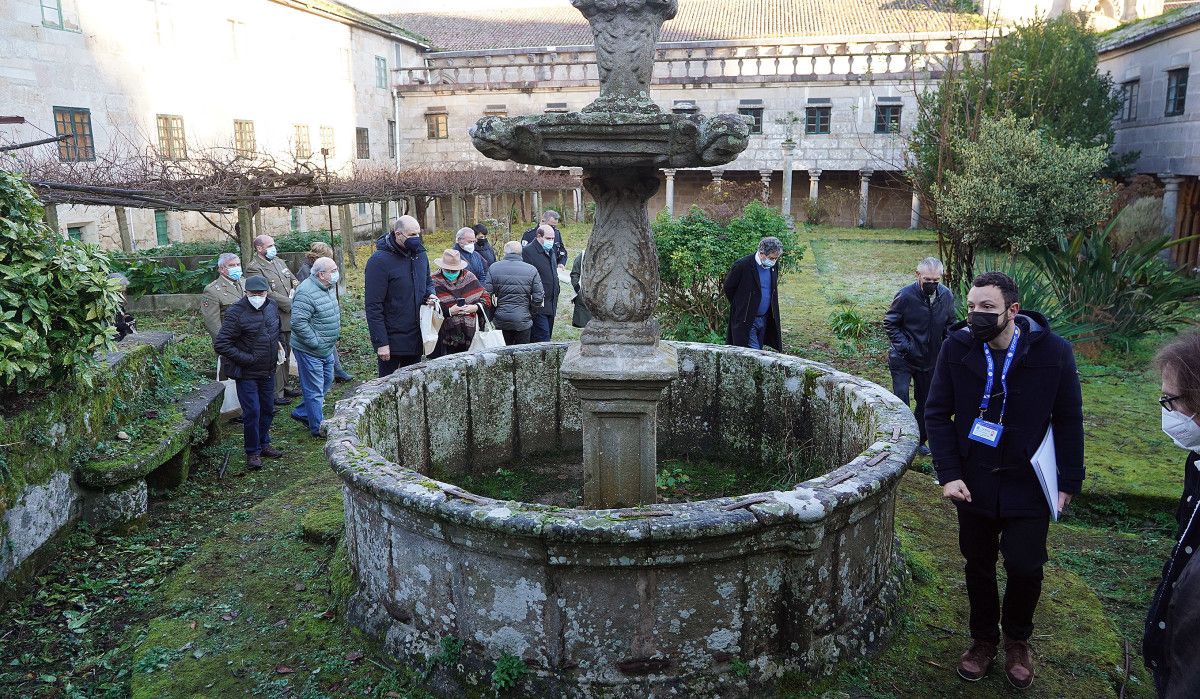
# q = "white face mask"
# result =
<box><xmin>1162</xmin><ymin>407</ymin><xmax>1200</xmax><ymax>452</ymax></box>
<box><xmin>462</xmin><ymin>243</ymin><xmax>475</xmax><ymax>253</ymax></box>
<box><xmin>248</xmin><ymin>295</ymin><xmax>267</xmax><ymax>309</ymax></box>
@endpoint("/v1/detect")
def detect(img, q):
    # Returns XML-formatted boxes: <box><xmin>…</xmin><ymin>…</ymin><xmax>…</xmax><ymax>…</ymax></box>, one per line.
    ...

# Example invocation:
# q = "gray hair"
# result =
<box><xmin>311</xmin><ymin>256</ymin><xmax>337</xmax><ymax>275</ymax></box>
<box><xmin>503</xmin><ymin>240</ymin><xmax>522</xmax><ymax>255</ymax></box>
<box><xmin>217</xmin><ymin>252</ymin><xmax>240</xmax><ymax>268</ymax></box>
<box><xmin>455</xmin><ymin>227</ymin><xmax>476</xmax><ymax>243</ymax></box>
<box><xmin>917</xmin><ymin>257</ymin><xmax>945</xmax><ymax>275</ymax></box>
<box><xmin>394</xmin><ymin>215</ymin><xmax>420</xmax><ymax>235</ymax></box>
<box><xmin>758</xmin><ymin>236</ymin><xmax>784</xmax><ymax>256</ymax></box>
<box><xmin>541</xmin><ymin>210</ymin><xmax>560</xmax><ymax>224</ymax></box>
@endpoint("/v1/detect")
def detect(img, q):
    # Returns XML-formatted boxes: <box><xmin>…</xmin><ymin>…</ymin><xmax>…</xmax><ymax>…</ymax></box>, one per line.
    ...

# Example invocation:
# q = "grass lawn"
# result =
<box><xmin>0</xmin><ymin>224</ymin><xmax>1186</xmax><ymax>698</ymax></box>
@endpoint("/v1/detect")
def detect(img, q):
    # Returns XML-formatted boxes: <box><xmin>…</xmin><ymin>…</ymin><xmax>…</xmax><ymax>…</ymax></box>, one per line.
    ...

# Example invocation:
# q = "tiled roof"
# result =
<box><xmin>1098</xmin><ymin>3</ymin><xmax>1200</xmax><ymax>53</ymax></box>
<box><xmin>382</xmin><ymin>0</ymin><xmax>985</xmax><ymax>52</ymax></box>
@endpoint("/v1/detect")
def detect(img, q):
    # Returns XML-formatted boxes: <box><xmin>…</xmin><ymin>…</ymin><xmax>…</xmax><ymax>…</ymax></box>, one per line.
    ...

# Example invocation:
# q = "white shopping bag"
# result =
<box><xmin>216</xmin><ymin>358</ymin><xmax>240</xmax><ymax>414</ymax></box>
<box><xmin>420</xmin><ymin>305</ymin><xmax>442</xmax><ymax>356</ymax></box>
<box><xmin>470</xmin><ymin>306</ymin><xmax>506</xmax><ymax>352</ymax></box>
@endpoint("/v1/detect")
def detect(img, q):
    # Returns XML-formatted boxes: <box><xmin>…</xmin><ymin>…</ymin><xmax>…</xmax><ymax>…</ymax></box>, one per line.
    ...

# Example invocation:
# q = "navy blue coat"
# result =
<box><xmin>364</xmin><ymin>233</ymin><xmax>436</xmax><ymax>357</ymax></box>
<box><xmin>925</xmin><ymin>311</ymin><xmax>1084</xmax><ymax>518</ymax></box>
<box><xmin>213</xmin><ymin>297</ymin><xmax>281</xmax><ymax>380</ymax></box>
<box><xmin>454</xmin><ymin>243</ymin><xmax>489</xmax><ymax>288</ymax></box>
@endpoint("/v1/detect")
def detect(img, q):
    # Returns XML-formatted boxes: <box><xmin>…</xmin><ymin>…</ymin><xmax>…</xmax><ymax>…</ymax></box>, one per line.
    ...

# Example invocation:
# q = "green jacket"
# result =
<box><xmin>289</xmin><ymin>277</ymin><xmax>341</xmax><ymax>358</ymax></box>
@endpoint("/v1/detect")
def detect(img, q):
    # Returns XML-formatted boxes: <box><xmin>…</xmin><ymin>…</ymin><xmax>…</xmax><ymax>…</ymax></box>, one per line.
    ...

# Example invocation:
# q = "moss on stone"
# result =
<box><xmin>300</xmin><ymin>492</ymin><xmax>345</xmax><ymax>544</ymax></box>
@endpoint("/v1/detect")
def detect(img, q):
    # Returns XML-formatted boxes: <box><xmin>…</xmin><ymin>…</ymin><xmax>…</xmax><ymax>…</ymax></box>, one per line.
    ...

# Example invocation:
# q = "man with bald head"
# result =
<box><xmin>246</xmin><ymin>234</ymin><xmax>299</xmax><ymax>403</ymax></box>
<box><xmin>364</xmin><ymin>215</ymin><xmax>438</xmax><ymax>377</ymax></box>
<box><xmin>521</xmin><ymin>223</ymin><xmax>561</xmax><ymax>342</ymax></box>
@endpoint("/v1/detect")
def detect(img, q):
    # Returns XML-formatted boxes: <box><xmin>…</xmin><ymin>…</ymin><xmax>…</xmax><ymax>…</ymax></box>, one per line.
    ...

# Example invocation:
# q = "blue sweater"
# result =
<box><xmin>755</xmin><ymin>261</ymin><xmax>772</xmax><ymax>317</ymax></box>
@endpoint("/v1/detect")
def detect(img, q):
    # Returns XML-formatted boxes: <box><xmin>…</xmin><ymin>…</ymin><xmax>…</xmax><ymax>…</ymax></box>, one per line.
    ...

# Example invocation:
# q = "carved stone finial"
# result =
<box><xmin>570</xmin><ymin>0</ymin><xmax>679</xmax><ymax>114</ymax></box>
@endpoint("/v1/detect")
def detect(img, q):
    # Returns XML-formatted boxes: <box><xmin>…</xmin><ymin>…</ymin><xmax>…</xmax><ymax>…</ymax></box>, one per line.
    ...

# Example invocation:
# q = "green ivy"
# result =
<box><xmin>0</xmin><ymin>170</ymin><xmax>122</xmax><ymax>394</ymax></box>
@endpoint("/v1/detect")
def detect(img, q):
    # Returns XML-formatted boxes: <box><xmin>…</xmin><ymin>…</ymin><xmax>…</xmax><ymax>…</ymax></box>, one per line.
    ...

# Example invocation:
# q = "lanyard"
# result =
<box><xmin>979</xmin><ymin>326</ymin><xmax>1020</xmax><ymax>424</ymax></box>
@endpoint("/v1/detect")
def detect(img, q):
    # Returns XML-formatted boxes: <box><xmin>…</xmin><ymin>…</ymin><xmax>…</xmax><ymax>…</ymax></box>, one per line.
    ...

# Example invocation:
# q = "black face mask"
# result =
<box><xmin>967</xmin><ymin>311</ymin><xmax>1008</xmax><ymax>343</ymax></box>
<box><xmin>921</xmin><ymin>281</ymin><xmax>938</xmax><ymax>296</ymax></box>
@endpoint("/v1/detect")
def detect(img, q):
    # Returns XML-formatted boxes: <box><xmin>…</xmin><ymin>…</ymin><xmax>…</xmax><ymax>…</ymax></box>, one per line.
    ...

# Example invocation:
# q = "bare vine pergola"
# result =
<box><xmin>5</xmin><ymin>144</ymin><xmax>581</xmax><ymax>265</ymax></box>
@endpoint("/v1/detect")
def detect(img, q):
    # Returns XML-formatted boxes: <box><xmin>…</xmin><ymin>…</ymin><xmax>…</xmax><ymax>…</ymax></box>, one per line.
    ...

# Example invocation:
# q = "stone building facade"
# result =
<box><xmin>1098</xmin><ymin>4</ymin><xmax>1200</xmax><ymax>268</ymax></box>
<box><xmin>0</xmin><ymin>0</ymin><xmax>424</xmax><ymax>249</ymax></box>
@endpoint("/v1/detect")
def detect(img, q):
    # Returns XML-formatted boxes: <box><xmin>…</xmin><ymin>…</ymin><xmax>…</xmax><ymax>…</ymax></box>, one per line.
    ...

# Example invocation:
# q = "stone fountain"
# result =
<box><xmin>471</xmin><ymin>0</ymin><xmax>752</xmax><ymax>508</ymax></box>
<box><xmin>325</xmin><ymin>1</ymin><xmax>916</xmax><ymax>695</ymax></box>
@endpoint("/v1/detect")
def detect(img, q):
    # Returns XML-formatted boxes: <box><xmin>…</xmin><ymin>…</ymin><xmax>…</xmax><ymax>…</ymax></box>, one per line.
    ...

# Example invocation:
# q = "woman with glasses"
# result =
<box><xmin>1144</xmin><ymin>331</ymin><xmax>1200</xmax><ymax>698</ymax></box>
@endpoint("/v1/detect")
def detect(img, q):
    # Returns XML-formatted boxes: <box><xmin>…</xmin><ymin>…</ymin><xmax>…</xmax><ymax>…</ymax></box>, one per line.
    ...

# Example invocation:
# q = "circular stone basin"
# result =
<box><xmin>325</xmin><ymin>342</ymin><xmax>917</xmax><ymax>697</ymax></box>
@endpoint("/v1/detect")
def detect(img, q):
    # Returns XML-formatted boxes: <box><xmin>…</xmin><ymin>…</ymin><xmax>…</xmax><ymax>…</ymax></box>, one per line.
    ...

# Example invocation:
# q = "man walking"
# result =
<box><xmin>364</xmin><ymin>215</ymin><xmax>437</xmax><ymax>377</ymax></box>
<box><xmin>288</xmin><ymin>257</ymin><xmax>341</xmax><ymax>439</ymax></box>
<box><xmin>246</xmin><ymin>234</ymin><xmax>300</xmax><ymax>404</ymax></box>
<box><xmin>213</xmin><ymin>276</ymin><xmax>285</xmax><ymax>470</ymax></box>
<box><xmin>924</xmin><ymin>271</ymin><xmax>1084</xmax><ymax>690</ymax></box>
<box><xmin>453</xmin><ymin>226</ymin><xmax>490</xmax><ymax>288</ymax></box>
<box><xmin>522</xmin><ymin>224</ymin><xmax>561</xmax><ymax>342</ymax></box>
<box><xmin>487</xmin><ymin>240</ymin><xmax>545</xmax><ymax>346</ymax></box>
<box><xmin>522</xmin><ymin>210</ymin><xmax>568</xmax><ymax>268</ymax></box>
<box><xmin>884</xmin><ymin>257</ymin><xmax>955</xmax><ymax>456</ymax></box>
<box><xmin>723</xmin><ymin>236</ymin><xmax>784</xmax><ymax>351</ymax></box>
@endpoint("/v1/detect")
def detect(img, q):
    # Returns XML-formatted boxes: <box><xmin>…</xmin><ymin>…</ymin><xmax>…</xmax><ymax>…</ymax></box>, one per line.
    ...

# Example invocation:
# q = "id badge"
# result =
<box><xmin>968</xmin><ymin>417</ymin><xmax>1003</xmax><ymax>447</ymax></box>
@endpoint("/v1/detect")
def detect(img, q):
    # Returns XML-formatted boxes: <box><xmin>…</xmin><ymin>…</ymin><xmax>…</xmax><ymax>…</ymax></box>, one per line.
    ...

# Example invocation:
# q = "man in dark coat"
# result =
<box><xmin>472</xmin><ymin>223</ymin><xmax>498</xmax><ymax>268</ymax></box>
<box><xmin>522</xmin><ymin>224</ymin><xmax>561</xmax><ymax>342</ymax></box>
<box><xmin>453</xmin><ymin>227</ymin><xmax>489</xmax><ymax>288</ymax></box>
<box><xmin>213</xmin><ymin>275</ymin><xmax>285</xmax><ymax>471</ymax></box>
<box><xmin>884</xmin><ymin>256</ymin><xmax>956</xmax><ymax>455</ymax></box>
<box><xmin>924</xmin><ymin>271</ymin><xmax>1084</xmax><ymax>690</ymax></box>
<box><xmin>521</xmin><ymin>210</ymin><xmax>568</xmax><ymax>268</ymax></box>
<box><xmin>723</xmin><ymin>236</ymin><xmax>784</xmax><ymax>351</ymax></box>
<box><xmin>487</xmin><ymin>240</ymin><xmax>544</xmax><ymax>346</ymax></box>
<box><xmin>364</xmin><ymin>215</ymin><xmax>437</xmax><ymax>377</ymax></box>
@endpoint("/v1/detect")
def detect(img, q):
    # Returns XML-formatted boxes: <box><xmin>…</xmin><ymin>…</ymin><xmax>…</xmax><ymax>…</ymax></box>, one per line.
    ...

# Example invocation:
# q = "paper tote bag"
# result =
<box><xmin>216</xmin><ymin>358</ymin><xmax>240</xmax><ymax>414</ymax></box>
<box><xmin>420</xmin><ymin>305</ymin><xmax>441</xmax><ymax>356</ymax></box>
<box><xmin>470</xmin><ymin>306</ymin><xmax>506</xmax><ymax>352</ymax></box>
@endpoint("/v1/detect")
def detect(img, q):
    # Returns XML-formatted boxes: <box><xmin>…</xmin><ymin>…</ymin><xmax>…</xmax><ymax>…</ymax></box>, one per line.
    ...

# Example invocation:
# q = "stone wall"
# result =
<box><xmin>325</xmin><ymin>342</ymin><xmax>917</xmax><ymax>696</ymax></box>
<box><xmin>0</xmin><ymin>334</ymin><xmax>223</xmax><ymax>583</ymax></box>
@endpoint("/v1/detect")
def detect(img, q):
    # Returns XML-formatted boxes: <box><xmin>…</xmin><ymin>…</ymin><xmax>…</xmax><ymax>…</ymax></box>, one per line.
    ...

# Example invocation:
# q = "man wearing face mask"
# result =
<box><xmin>202</xmin><ymin>253</ymin><xmax>245</xmax><ymax>382</ymax></box>
<box><xmin>924</xmin><ymin>271</ymin><xmax>1084</xmax><ymax>690</ymax></box>
<box><xmin>365</xmin><ymin>215</ymin><xmax>438</xmax><ymax>377</ymax></box>
<box><xmin>453</xmin><ymin>226</ymin><xmax>490</xmax><ymax>289</ymax></box>
<box><xmin>522</xmin><ymin>224</ymin><xmax>562</xmax><ymax>343</ymax></box>
<box><xmin>246</xmin><ymin>235</ymin><xmax>300</xmax><ymax>405</ymax></box>
<box><xmin>1144</xmin><ymin>332</ymin><xmax>1200</xmax><ymax>699</ymax></box>
<box><xmin>723</xmin><ymin>237</ymin><xmax>784</xmax><ymax>351</ymax></box>
<box><xmin>884</xmin><ymin>257</ymin><xmax>956</xmax><ymax>456</ymax></box>
<box><xmin>288</xmin><ymin>257</ymin><xmax>342</xmax><ymax>439</ymax></box>
<box><xmin>213</xmin><ymin>276</ymin><xmax>286</xmax><ymax>471</ymax></box>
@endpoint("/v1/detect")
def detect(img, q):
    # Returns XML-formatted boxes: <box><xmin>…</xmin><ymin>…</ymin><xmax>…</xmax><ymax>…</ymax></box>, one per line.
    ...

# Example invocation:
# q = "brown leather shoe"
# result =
<box><xmin>1004</xmin><ymin>636</ymin><xmax>1035</xmax><ymax>689</ymax></box>
<box><xmin>260</xmin><ymin>446</ymin><xmax>283</xmax><ymax>459</ymax></box>
<box><xmin>246</xmin><ymin>454</ymin><xmax>262</xmax><ymax>471</ymax></box>
<box><xmin>957</xmin><ymin>639</ymin><xmax>997</xmax><ymax>681</ymax></box>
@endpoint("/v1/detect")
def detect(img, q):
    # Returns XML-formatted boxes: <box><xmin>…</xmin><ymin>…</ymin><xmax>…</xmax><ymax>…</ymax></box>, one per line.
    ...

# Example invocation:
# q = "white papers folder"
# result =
<box><xmin>1031</xmin><ymin>427</ymin><xmax>1060</xmax><ymax>522</ymax></box>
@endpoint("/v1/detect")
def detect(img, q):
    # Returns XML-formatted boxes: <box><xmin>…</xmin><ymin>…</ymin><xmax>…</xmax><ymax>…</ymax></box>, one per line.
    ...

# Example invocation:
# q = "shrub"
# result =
<box><xmin>134</xmin><ymin>230</ymin><xmax>341</xmax><ymax>257</ymax></box>
<box><xmin>953</xmin><ymin>254</ymin><xmax>1099</xmax><ymax>343</ymax></box>
<box><xmin>0</xmin><ymin>170</ymin><xmax>123</xmax><ymax>394</ymax></box>
<box><xmin>934</xmin><ymin>114</ymin><xmax>1112</xmax><ymax>254</ymax></box>
<box><xmin>1023</xmin><ymin>219</ymin><xmax>1200</xmax><ymax>347</ymax></box>
<box><xmin>110</xmin><ymin>258</ymin><xmax>211</xmax><ymax>298</ymax></box>
<box><xmin>1109</xmin><ymin>196</ymin><xmax>1164</xmax><ymax>253</ymax></box>
<box><xmin>654</xmin><ymin>200</ymin><xmax>804</xmax><ymax>339</ymax></box>
<box><xmin>694</xmin><ymin>180</ymin><xmax>762</xmax><ymax>225</ymax></box>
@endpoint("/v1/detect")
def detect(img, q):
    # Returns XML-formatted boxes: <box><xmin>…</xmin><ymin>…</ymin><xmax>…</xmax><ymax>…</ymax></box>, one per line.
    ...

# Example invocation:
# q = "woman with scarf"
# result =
<box><xmin>430</xmin><ymin>249</ymin><xmax>491</xmax><ymax>358</ymax></box>
<box><xmin>1145</xmin><ymin>331</ymin><xmax>1200</xmax><ymax>698</ymax></box>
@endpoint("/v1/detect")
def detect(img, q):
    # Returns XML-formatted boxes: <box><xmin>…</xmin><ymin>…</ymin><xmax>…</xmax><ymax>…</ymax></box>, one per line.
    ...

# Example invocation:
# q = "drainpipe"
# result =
<box><xmin>392</xmin><ymin>87</ymin><xmax>403</xmax><ymax>174</ymax></box>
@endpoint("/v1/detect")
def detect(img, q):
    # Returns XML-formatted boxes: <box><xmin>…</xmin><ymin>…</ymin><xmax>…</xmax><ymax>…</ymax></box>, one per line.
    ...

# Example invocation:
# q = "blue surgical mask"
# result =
<box><xmin>542</xmin><ymin>240</ymin><xmax>554</xmax><ymax>252</ymax></box>
<box><xmin>329</xmin><ymin>271</ymin><xmax>340</xmax><ymax>284</ymax></box>
<box><xmin>227</xmin><ymin>266</ymin><xmax>243</xmax><ymax>281</ymax></box>
<box><xmin>761</xmin><ymin>257</ymin><xmax>776</xmax><ymax>269</ymax></box>
<box><xmin>265</xmin><ymin>246</ymin><xmax>278</xmax><ymax>260</ymax></box>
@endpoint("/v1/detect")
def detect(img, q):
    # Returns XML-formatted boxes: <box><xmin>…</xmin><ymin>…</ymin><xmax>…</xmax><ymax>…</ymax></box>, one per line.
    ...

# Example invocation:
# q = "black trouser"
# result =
<box><xmin>377</xmin><ymin>354</ymin><xmax>420</xmax><ymax>378</ymax></box>
<box><xmin>889</xmin><ymin>354</ymin><xmax>933</xmax><ymax>444</ymax></box>
<box><xmin>502</xmin><ymin>328</ymin><xmax>531</xmax><ymax>346</ymax></box>
<box><xmin>957</xmin><ymin>507</ymin><xmax>1049</xmax><ymax>644</ymax></box>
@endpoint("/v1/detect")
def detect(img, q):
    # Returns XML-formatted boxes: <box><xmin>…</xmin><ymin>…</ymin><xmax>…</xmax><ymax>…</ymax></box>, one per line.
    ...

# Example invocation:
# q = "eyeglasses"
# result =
<box><xmin>1161</xmin><ymin>393</ymin><xmax>1185</xmax><ymax>412</ymax></box>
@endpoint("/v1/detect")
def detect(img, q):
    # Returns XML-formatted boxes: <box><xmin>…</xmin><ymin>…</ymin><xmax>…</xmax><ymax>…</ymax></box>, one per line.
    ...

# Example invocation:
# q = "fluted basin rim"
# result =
<box><xmin>324</xmin><ymin>341</ymin><xmax>917</xmax><ymax>545</ymax></box>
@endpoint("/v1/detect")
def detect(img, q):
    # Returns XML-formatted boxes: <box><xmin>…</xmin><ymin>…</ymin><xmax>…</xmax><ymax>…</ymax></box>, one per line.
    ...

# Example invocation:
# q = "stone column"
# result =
<box><xmin>561</xmin><ymin>166</ymin><xmax>677</xmax><ymax>509</ymax></box>
<box><xmin>780</xmin><ymin>141</ymin><xmax>796</xmax><ymax>227</ymax></box>
<box><xmin>533</xmin><ymin>190</ymin><xmax>542</xmax><ymax>218</ymax></box>
<box><xmin>808</xmin><ymin>168</ymin><xmax>821</xmax><ymax>201</ymax></box>
<box><xmin>909</xmin><ymin>187</ymin><xmax>922</xmax><ymax>230</ymax></box>
<box><xmin>44</xmin><ymin>203</ymin><xmax>60</xmax><ymax>236</ymax></box>
<box><xmin>711</xmin><ymin>169</ymin><xmax>724</xmax><ymax>189</ymax></box>
<box><xmin>450</xmin><ymin>194</ymin><xmax>464</xmax><ymax>230</ymax></box>
<box><xmin>115</xmin><ymin>206</ymin><xmax>133</xmax><ymax>252</ymax></box>
<box><xmin>1161</xmin><ymin>173</ymin><xmax>1184</xmax><ymax>238</ymax></box>
<box><xmin>336</xmin><ymin>205</ymin><xmax>352</xmax><ymax>291</ymax></box>
<box><xmin>237</xmin><ymin>205</ymin><xmax>254</xmax><ymax>264</ymax></box>
<box><xmin>858</xmin><ymin>169</ymin><xmax>873</xmax><ymax>227</ymax></box>
<box><xmin>758</xmin><ymin>169</ymin><xmax>772</xmax><ymax>204</ymax></box>
<box><xmin>663</xmin><ymin>169</ymin><xmax>677</xmax><ymax>217</ymax></box>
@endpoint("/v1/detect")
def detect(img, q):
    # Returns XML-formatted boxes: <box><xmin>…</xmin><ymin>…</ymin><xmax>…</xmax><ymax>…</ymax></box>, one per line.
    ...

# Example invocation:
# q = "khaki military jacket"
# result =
<box><xmin>245</xmin><ymin>254</ymin><xmax>297</xmax><ymax>326</ymax></box>
<box><xmin>201</xmin><ymin>275</ymin><xmax>245</xmax><ymax>339</ymax></box>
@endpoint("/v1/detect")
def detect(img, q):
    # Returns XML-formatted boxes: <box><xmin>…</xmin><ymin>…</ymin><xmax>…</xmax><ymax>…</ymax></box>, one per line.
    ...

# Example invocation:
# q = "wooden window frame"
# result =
<box><xmin>294</xmin><ymin>124</ymin><xmax>312</xmax><ymax>159</ymax></box>
<box><xmin>233</xmin><ymin>119</ymin><xmax>256</xmax><ymax>156</ymax></box>
<box><xmin>1166</xmin><ymin>68</ymin><xmax>1188</xmax><ymax>117</ymax></box>
<box><xmin>804</xmin><ymin>106</ymin><xmax>831</xmax><ymax>135</ymax></box>
<box><xmin>425</xmin><ymin>113</ymin><xmax>448</xmax><ymax>140</ymax></box>
<box><xmin>156</xmin><ymin>114</ymin><xmax>187</xmax><ymax>160</ymax></box>
<box><xmin>53</xmin><ymin>106</ymin><xmax>95</xmax><ymax>162</ymax></box>
<box><xmin>736</xmin><ymin>107</ymin><xmax>764</xmax><ymax>134</ymax></box>
<box><xmin>356</xmin><ymin>127</ymin><xmax>370</xmax><ymax>159</ymax></box>
<box><xmin>874</xmin><ymin>105</ymin><xmax>902</xmax><ymax>134</ymax></box>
